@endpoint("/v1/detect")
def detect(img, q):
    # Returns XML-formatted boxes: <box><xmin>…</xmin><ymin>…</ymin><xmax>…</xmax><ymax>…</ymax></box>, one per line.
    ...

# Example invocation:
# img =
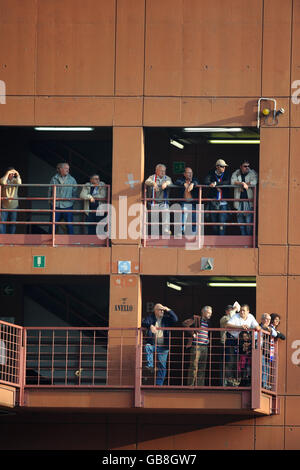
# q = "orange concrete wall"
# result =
<box><xmin>0</xmin><ymin>0</ymin><xmax>299</xmax><ymax>450</ymax></box>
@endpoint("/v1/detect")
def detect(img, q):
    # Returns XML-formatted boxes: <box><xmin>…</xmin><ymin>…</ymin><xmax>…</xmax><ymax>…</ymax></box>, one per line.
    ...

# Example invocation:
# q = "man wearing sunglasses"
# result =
<box><xmin>231</xmin><ymin>160</ymin><xmax>258</xmax><ymax>236</ymax></box>
<box><xmin>142</xmin><ymin>304</ymin><xmax>178</xmax><ymax>385</ymax></box>
<box><xmin>204</xmin><ymin>159</ymin><xmax>231</xmax><ymax>235</ymax></box>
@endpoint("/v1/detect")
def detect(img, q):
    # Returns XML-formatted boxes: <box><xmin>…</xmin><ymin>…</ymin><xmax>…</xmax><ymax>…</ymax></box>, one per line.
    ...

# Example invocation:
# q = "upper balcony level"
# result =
<box><xmin>142</xmin><ymin>183</ymin><xmax>257</xmax><ymax>248</ymax></box>
<box><xmin>0</xmin><ymin>320</ymin><xmax>279</xmax><ymax>416</ymax></box>
<box><xmin>0</xmin><ymin>183</ymin><xmax>257</xmax><ymax>249</ymax></box>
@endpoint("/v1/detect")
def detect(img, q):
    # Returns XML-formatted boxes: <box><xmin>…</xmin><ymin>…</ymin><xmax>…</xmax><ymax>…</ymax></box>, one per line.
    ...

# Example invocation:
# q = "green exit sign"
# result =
<box><xmin>33</xmin><ymin>255</ymin><xmax>46</xmax><ymax>268</ymax></box>
<box><xmin>173</xmin><ymin>161</ymin><xmax>185</xmax><ymax>174</ymax></box>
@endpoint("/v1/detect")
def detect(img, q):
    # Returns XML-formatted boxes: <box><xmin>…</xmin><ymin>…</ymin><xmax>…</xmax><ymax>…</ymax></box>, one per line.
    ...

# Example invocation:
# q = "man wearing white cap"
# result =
<box><xmin>204</xmin><ymin>159</ymin><xmax>231</xmax><ymax>235</ymax></box>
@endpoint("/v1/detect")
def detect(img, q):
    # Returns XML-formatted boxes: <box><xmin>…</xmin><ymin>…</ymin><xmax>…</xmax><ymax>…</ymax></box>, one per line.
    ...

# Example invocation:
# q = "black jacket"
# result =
<box><xmin>142</xmin><ymin>310</ymin><xmax>178</xmax><ymax>346</ymax></box>
<box><xmin>204</xmin><ymin>168</ymin><xmax>231</xmax><ymax>200</ymax></box>
<box><xmin>174</xmin><ymin>176</ymin><xmax>199</xmax><ymax>200</ymax></box>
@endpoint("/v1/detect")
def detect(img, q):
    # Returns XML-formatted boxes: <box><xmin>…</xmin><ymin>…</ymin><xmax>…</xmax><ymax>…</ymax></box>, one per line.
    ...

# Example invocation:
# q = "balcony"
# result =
<box><xmin>0</xmin><ymin>183</ymin><xmax>110</xmax><ymax>247</ymax></box>
<box><xmin>0</xmin><ymin>321</ymin><xmax>279</xmax><ymax>415</ymax></box>
<box><xmin>142</xmin><ymin>184</ymin><xmax>257</xmax><ymax>248</ymax></box>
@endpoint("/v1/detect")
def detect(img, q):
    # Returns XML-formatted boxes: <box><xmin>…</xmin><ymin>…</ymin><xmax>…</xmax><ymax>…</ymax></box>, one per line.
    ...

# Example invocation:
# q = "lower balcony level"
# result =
<box><xmin>0</xmin><ymin>322</ymin><xmax>279</xmax><ymax>416</ymax></box>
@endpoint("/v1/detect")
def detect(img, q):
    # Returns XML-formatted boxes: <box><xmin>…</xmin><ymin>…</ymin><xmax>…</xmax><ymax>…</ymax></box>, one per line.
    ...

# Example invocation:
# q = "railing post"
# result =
<box><xmin>18</xmin><ymin>328</ymin><xmax>26</xmax><ymax>407</ymax></box>
<box><xmin>252</xmin><ymin>186</ymin><xmax>257</xmax><ymax>248</ymax></box>
<box><xmin>134</xmin><ymin>328</ymin><xmax>143</xmax><ymax>407</ymax></box>
<box><xmin>251</xmin><ymin>329</ymin><xmax>261</xmax><ymax>410</ymax></box>
<box><xmin>198</xmin><ymin>185</ymin><xmax>202</xmax><ymax>249</ymax></box>
<box><xmin>143</xmin><ymin>185</ymin><xmax>147</xmax><ymax>247</ymax></box>
<box><xmin>52</xmin><ymin>185</ymin><xmax>56</xmax><ymax>247</ymax></box>
<box><xmin>106</xmin><ymin>184</ymin><xmax>110</xmax><ymax>247</ymax></box>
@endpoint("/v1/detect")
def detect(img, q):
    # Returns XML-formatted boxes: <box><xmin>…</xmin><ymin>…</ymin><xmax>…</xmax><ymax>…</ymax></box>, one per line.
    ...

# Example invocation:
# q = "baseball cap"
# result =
<box><xmin>215</xmin><ymin>159</ymin><xmax>228</xmax><ymax>167</ymax></box>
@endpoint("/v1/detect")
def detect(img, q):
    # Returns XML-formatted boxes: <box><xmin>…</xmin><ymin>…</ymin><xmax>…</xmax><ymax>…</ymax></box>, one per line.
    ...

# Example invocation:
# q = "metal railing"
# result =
<box><xmin>0</xmin><ymin>323</ymin><xmax>279</xmax><ymax>411</ymax></box>
<box><xmin>24</xmin><ymin>327</ymin><xmax>138</xmax><ymax>388</ymax></box>
<box><xmin>143</xmin><ymin>184</ymin><xmax>257</xmax><ymax>248</ymax></box>
<box><xmin>22</xmin><ymin>327</ymin><xmax>277</xmax><ymax>394</ymax></box>
<box><xmin>140</xmin><ymin>328</ymin><xmax>277</xmax><ymax>394</ymax></box>
<box><xmin>0</xmin><ymin>320</ymin><xmax>25</xmax><ymax>404</ymax></box>
<box><xmin>0</xmin><ymin>184</ymin><xmax>110</xmax><ymax>247</ymax></box>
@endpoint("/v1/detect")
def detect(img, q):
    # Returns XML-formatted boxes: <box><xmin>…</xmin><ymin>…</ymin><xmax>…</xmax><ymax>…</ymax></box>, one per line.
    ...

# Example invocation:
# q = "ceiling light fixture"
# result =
<box><xmin>207</xmin><ymin>282</ymin><xmax>256</xmax><ymax>288</ymax></box>
<box><xmin>170</xmin><ymin>139</ymin><xmax>184</xmax><ymax>149</ymax></box>
<box><xmin>34</xmin><ymin>127</ymin><xmax>95</xmax><ymax>131</ymax></box>
<box><xmin>208</xmin><ymin>140</ymin><xmax>260</xmax><ymax>144</ymax></box>
<box><xmin>167</xmin><ymin>282</ymin><xmax>182</xmax><ymax>291</ymax></box>
<box><xmin>183</xmin><ymin>127</ymin><xmax>243</xmax><ymax>132</ymax></box>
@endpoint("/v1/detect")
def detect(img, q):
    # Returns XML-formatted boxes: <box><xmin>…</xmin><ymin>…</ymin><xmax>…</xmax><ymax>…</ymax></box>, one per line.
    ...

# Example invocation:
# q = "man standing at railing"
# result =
<box><xmin>260</xmin><ymin>313</ymin><xmax>277</xmax><ymax>390</ymax></box>
<box><xmin>80</xmin><ymin>174</ymin><xmax>107</xmax><ymax>235</ymax></box>
<box><xmin>48</xmin><ymin>163</ymin><xmax>77</xmax><ymax>235</ymax></box>
<box><xmin>219</xmin><ymin>303</ymin><xmax>240</xmax><ymax>386</ymax></box>
<box><xmin>231</xmin><ymin>160</ymin><xmax>258</xmax><ymax>236</ymax></box>
<box><xmin>204</xmin><ymin>159</ymin><xmax>231</xmax><ymax>235</ymax></box>
<box><xmin>142</xmin><ymin>303</ymin><xmax>178</xmax><ymax>386</ymax></box>
<box><xmin>145</xmin><ymin>164</ymin><xmax>172</xmax><ymax>236</ymax></box>
<box><xmin>175</xmin><ymin>167</ymin><xmax>199</xmax><ymax>235</ymax></box>
<box><xmin>0</xmin><ymin>167</ymin><xmax>22</xmax><ymax>234</ymax></box>
<box><xmin>226</xmin><ymin>304</ymin><xmax>261</xmax><ymax>386</ymax></box>
<box><xmin>183</xmin><ymin>306</ymin><xmax>212</xmax><ymax>386</ymax></box>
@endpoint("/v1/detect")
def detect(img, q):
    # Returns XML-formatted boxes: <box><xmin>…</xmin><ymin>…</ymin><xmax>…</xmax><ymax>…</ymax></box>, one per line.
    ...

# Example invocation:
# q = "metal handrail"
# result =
<box><xmin>0</xmin><ymin>183</ymin><xmax>111</xmax><ymax>247</ymax></box>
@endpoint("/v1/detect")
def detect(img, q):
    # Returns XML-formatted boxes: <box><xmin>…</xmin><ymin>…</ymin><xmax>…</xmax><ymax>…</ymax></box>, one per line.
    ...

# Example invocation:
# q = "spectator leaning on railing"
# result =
<box><xmin>226</xmin><ymin>304</ymin><xmax>261</xmax><ymax>386</ymax></box>
<box><xmin>48</xmin><ymin>162</ymin><xmax>77</xmax><ymax>235</ymax></box>
<box><xmin>142</xmin><ymin>303</ymin><xmax>178</xmax><ymax>386</ymax></box>
<box><xmin>183</xmin><ymin>306</ymin><xmax>213</xmax><ymax>386</ymax></box>
<box><xmin>174</xmin><ymin>167</ymin><xmax>199</xmax><ymax>235</ymax></box>
<box><xmin>204</xmin><ymin>159</ymin><xmax>231</xmax><ymax>235</ymax></box>
<box><xmin>0</xmin><ymin>167</ymin><xmax>22</xmax><ymax>234</ymax></box>
<box><xmin>231</xmin><ymin>160</ymin><xmax>258</xmax><ymax>236</ymax></box>
<box><xmin>219</xmin><ymin>302</ymin><xmax>240</xmax><ymax>386</ymax></box>
<box><xmin>80</xmin><ymin>174</ymin><xmax>107</xmax><ymax>235</ymax></box>
<box><xmin>145</xmin><ymin>164</ymin><xmax>172</xmax><ymax>236</ymax></box>
<box><xmin>260</xmin><ymin>313</ymin><xmax>277</xmax><ymax>390</ymax></box>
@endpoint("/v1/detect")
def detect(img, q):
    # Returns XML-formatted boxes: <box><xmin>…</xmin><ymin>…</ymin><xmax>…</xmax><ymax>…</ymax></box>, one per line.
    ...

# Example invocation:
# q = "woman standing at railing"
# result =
<box><xmin>0</xmin><ymin>167</ymin><xmax>22</xmax><ymax>234</ymax></box>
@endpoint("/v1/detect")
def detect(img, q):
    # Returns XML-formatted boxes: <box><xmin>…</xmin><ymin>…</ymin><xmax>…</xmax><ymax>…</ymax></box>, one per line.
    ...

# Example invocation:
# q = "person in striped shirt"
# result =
<box><xmin>183</xmin><ymin>306</ymin><xmax>213</xmax><ymax>386</ymax></box>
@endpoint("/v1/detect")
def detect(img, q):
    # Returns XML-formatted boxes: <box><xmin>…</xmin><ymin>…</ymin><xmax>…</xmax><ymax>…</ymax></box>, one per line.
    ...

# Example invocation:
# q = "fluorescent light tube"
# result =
<box><xmin>183</xmin><ymin>127</ymin><xmax>243</xmax><ymax>132</ymax></box>
<box><xmin>34</xmin><ymin>127</ymin><xmax>95</xmax><ymax>131</ymax></box>
<box><xmin>167</xmin><ymin>282</ymin><xmax>182</xmax><ymax>291</ymax></box>
<box><xmin>208</xmin><ymin>140</ymin><xmax>260</xmax><ymax>144</ymax></box>
<box><xmin>170</xmin><ymin>139</ymin><xmax>184</xmax><ymax>149</ymax></box>
<box><xmin>207</xmin><ymin>282</ymin><xmax>256</xmax><ymax>287</ymax></box>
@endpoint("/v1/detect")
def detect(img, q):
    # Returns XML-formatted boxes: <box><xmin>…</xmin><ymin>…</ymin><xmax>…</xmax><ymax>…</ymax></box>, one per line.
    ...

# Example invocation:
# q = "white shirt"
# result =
<box><xmin>0</xmin><ymin>339</ymin><xmax>6</xmax><ymax>366</ymax></box>
<box><xmin>155</xmin><ymin>318</ymin><xmax>164</xmax><ymax>345</ymax></box>
<box><xmin>227</xmin><ymin>313</ymin><xmax>259</xmax><ymax>339</ymax></box>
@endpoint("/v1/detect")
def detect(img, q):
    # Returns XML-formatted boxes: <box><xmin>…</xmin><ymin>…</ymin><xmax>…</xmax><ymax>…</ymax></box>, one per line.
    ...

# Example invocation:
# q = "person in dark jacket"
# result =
<box><xmin>270</xmin><ymin>313</ymin><xmax>286</xmax><ymax>340</ymax></box>
<box><xmin>204</xmin><ymin>159</ymin><xmax>231</xmax><ymax>235</ymax></box>
<box><xmin>142</xmin><ymin>304</ymin><xmax>178</xmax><ymax>385</ymax></box>
<box><xmin>175</xmin><ymin>167</ymin><xmax>199</xmax><ymax>235</ymax></box>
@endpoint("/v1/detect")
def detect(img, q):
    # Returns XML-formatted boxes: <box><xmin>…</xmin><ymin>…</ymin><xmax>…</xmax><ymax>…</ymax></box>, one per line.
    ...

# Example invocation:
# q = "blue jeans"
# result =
<box><xmin>237</xmin><ymin>202</ymin><xmax>253</xmax><ymax>236</ymax></box>
<box><xmin>50</xmin><ymin>206</ymin><xmax>74</xmax><ymax>234</ymax></box>
<box><xmin>210</xmin><ymin>202</ymin><xmax>228</xmax><ymax>235</ymax></box>
<box><xmin>145</xmin><ymin>343</ymin><xmax>169</xmax><ymax>385</ymax></box>
<box><xmin>0</xmin><ymin>210</ymin><xmax>17</xmax><ymax>234</ymax></box>
<box><xmin>86</xmin><ymin>212</ymin><xmax>105</xmax><ymax>235</ymax></box>
<box><xmin>182</xmin><ymin>202</ymin><xmax>197</xmax><ymax>234</ymax></box>
<box><xmin>262</xmin><ymin>355</ymin><xmax>270</xmax><ymax>389</ymax></box>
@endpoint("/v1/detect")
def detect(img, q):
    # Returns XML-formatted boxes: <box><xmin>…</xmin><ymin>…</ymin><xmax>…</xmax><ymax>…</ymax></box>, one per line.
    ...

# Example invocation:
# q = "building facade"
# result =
<box><xmin>0</xmin><ymin>0</ymin><xmax>299</xmax><ymax>450</ymax></box>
